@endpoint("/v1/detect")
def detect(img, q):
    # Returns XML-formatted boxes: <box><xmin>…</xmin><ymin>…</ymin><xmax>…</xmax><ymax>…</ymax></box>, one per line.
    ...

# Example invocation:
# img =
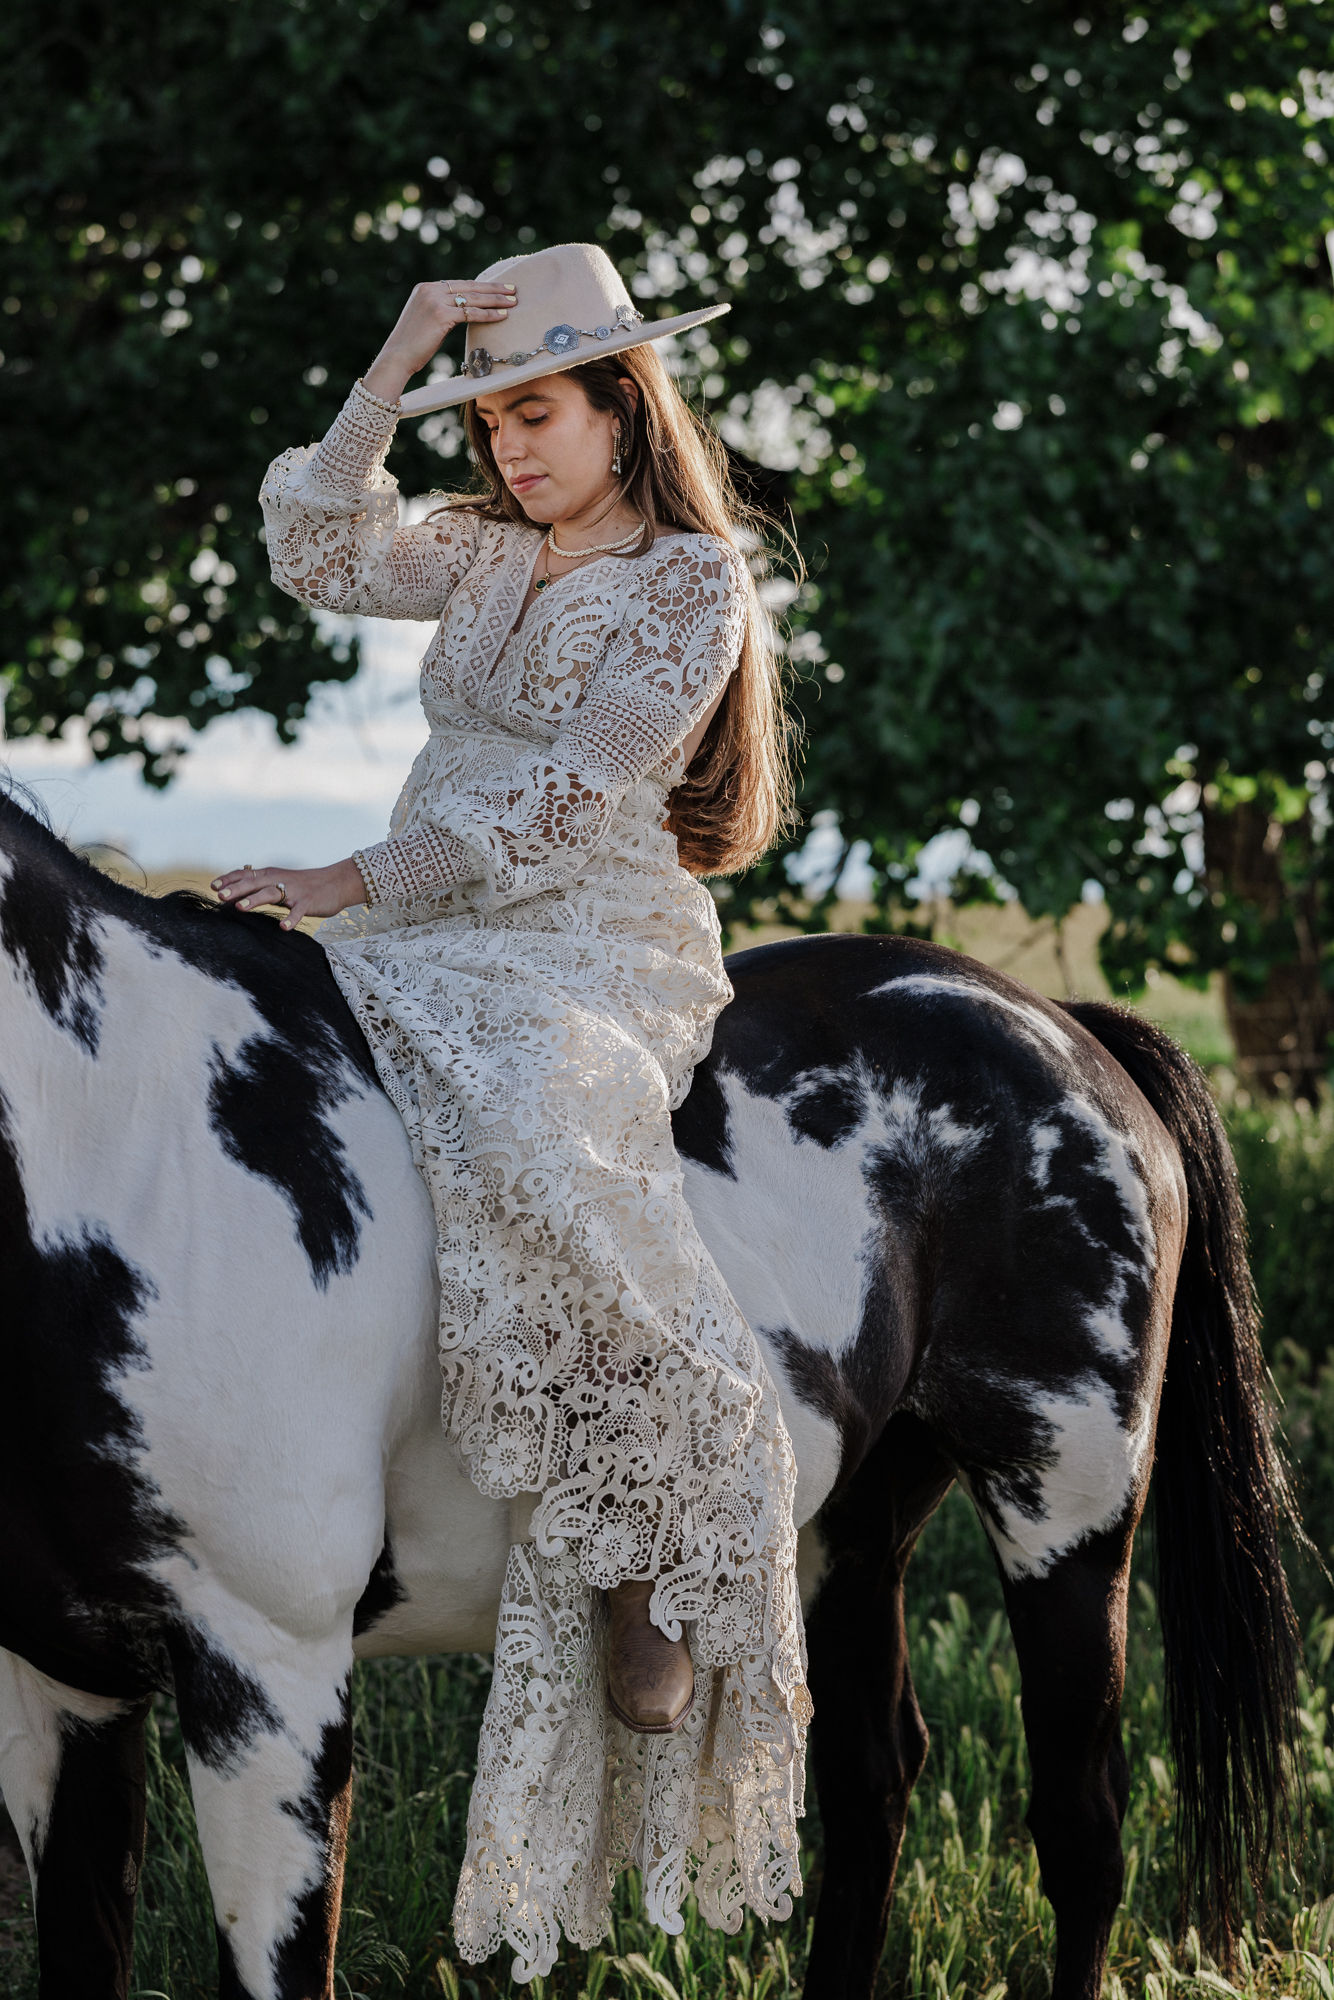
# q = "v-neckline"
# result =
<box><xmin>498</xmin><ymin>532</ymin><xmax>623</xmax><ymax>655</ymax></box>
<box><xmin>499</xmin><ymin>532</ymin><xmax>553</xmax><ymax>653</ymax></box>
<box><xmin>498</xmin><ymin>526</ymin><xmax>702</xmax><ymax>655</ymax></box>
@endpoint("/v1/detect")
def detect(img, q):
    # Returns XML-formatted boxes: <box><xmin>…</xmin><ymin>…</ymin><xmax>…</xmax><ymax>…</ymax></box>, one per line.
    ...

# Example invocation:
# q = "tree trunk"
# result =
<box><xmin>1202</xmin><ymin>800</ymin><xmax>1333</xmax><ymax>1099</ymax></box>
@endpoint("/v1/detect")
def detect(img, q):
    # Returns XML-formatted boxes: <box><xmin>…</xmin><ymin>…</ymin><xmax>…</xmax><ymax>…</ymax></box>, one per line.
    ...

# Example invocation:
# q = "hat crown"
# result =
<box><xmin>460</xmin><ymin>242</ymin><xmax>643</xmax><ymax>383</ymax></box>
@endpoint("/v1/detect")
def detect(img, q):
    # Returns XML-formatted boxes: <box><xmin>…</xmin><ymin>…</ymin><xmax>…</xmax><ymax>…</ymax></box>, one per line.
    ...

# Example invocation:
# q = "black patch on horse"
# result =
<box><xmin>0</xmin><ymin>834</ymin><xmax>105</xmax><ymax>1053</ymax></box>
<box><xmin>671</xmin><ymin>1055</ymin><xmax>732</xmax><ymax>1177</ymax></box>
<box><xmin>30</xmin><ymin>1698</ymin><xmax>152</xmax><ymax>1999</ymax></box>
<box><xmin>0</xmin><ymin>1088</ymin><xmax>181</xmax><ymax>1699</ymax></box>
<box><xmin>208</xmin><ymin>1032</ymin><xmax>371</xmax><ymax>1288</ymax></box>
<box><xmin>268</xmin><ymin>1678</ymin><xmax>355</xmax><ymax>1993</ymax></box>
<box><xmin>169</xmin><ymin>1629</ymin><xmax>283</xmax><ymax>1778</ymax></box>
<box><xmin>784</xmin><ymin>1067</ymin><xmax>866</xmax><ymax>1150</ymax></box>
<box><xmin>0</xmin><ymin>793</ymin><xmax>378</xmax><ymax>1284</ymax></box>
<box><xmin>281</xmin><ymin>1678</ymin><xmax>354</xmax><ymax>1848</ymax></box>
<box><xmin>353</xmin><ymin>1540</ymin><xmax>407</xmax><ymax>1638</ymax></box>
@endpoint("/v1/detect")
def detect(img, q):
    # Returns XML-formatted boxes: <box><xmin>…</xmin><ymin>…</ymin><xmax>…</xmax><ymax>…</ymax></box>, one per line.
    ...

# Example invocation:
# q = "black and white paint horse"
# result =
<box><xmin>0</xmin><ymin>791</ymin><xmax>1301</xmax><ymax>2000</ymax></box>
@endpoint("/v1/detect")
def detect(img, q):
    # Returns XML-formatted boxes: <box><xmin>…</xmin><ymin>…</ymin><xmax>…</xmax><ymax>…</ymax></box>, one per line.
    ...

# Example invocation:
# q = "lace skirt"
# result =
<box><xmin>320</xmin><ymin>891</ymin><xmax>810</xmax><ymax>1979</ymax></box>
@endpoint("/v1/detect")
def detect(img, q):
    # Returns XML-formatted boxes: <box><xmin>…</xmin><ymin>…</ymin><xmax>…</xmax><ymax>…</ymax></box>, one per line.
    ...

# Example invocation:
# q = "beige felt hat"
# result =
<box><xmin>398</xmin><ymin>241</ymin><xmax>730</xmax><ymax>417</ymax></box>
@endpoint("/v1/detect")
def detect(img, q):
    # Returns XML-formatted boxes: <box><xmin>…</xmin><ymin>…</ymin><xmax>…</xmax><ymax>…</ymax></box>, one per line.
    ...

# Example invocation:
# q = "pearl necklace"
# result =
<box><xmin>535</xmin><ymin>519</ymin><xmax>645</xmax><ymax>592</ymax></box>
<box><xmin>547</xmin><ymin>520</ymin><xmax>645</xmax><ymax>559</ymax></box>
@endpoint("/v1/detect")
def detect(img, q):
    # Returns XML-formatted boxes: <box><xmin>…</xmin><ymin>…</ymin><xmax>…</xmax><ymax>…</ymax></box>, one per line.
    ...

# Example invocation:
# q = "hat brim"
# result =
<box><xmin>399</xmin><ymin>303</ymin><xmax>731</xmax><ymax>417</ymax></box>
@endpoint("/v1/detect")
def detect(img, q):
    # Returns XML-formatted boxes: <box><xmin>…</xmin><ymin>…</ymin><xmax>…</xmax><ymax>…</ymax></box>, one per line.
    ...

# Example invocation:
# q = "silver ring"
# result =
<box><xmin>454</xmin><ymin>294</ymin><xmax>467</xmax><ymax>308</ymax></box>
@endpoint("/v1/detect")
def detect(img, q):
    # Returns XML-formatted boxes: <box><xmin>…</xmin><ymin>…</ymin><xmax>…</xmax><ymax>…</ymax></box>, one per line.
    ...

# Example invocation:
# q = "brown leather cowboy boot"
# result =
<box><xmin>606</xmin><ymin>1579</ymin><xmax>695</xmax><ymax>1733</ymax></box>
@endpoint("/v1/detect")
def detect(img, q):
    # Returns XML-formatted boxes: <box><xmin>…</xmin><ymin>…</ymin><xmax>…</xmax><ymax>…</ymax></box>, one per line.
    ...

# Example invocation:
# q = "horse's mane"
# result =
<box><xmin>0</xmin><ymin>780</ymin><xmax>306</xmax><ymax>958</ymax></box>
<box><xmin>0</xmin><ymin>776</ymin><xmax>380</xmax><ymax>1092</ymax></box>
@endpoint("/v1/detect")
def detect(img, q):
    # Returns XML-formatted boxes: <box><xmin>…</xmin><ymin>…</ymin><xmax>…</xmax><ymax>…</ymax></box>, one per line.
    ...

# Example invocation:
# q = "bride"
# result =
<box><xmin>213</xmin><ymin>240</ymin><xmax>810</xmax><ymax>1980</ymax></box>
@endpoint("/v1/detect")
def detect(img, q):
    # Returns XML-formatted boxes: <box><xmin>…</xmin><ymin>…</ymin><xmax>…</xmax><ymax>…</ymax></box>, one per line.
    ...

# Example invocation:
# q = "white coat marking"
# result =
<box><xmin>0</xmin><ymin>1654</ymin><xmax>127</xmax><ymax>1885</ymax></box>
<box><xmin>185</xmin><ymin>1642</ymin><xmax>350</xmax><ymax>2000</ymax></box>
<box><xmin>870</xmin><ymin>973</ymin><xmax>1075</xmax><ymax>1058</ymax></box>
<box><xmin>682</xmin><ymin>1062</ymin><xmax>986</xmax><ymax>1525</ymax></box>
<box><xmin>978</xmin><ymin>1374</ymin><xmax>1155</xmax><ymax>1580</ymax></box>
<box><xmin>682</xmin><ymin>1076</ymin><xmax>861</xmax><ymax>1524</ymax></box>
<box><xmin>1027</xmin><ymin>1096</ymin><xmax>1156</xmax><ymax>1363</ymax></box>
<box><xmin>1030</xmin><ymin>1123</ymin><xmax>1061</xmax><ymax>1187</ymax></box>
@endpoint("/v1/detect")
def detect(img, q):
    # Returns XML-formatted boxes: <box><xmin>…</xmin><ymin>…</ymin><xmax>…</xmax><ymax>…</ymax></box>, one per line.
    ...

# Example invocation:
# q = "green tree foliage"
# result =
<box><xmin>3</xmin><ymin>1</ymin><xmax>1332</xmax><ymax>1075</ymax></box>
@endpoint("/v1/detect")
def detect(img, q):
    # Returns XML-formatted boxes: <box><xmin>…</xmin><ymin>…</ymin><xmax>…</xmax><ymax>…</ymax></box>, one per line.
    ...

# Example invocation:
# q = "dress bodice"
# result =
<box><xmin>414</xmin><ymin>522</ymin><xmax>690</xmax><ymax>790</ymax></box>
<box><xmin>259</xmin><ymin>381</ymin><xmax>747</xmax><ymax>915</ymax></box>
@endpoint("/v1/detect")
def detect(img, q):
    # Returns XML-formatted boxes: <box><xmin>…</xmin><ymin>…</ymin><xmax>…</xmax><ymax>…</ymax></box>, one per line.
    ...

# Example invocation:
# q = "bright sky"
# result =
<box><xmin>3</xmin><ymin>614</ymin><xmax>434</xmax><ymax>873</ymax></box>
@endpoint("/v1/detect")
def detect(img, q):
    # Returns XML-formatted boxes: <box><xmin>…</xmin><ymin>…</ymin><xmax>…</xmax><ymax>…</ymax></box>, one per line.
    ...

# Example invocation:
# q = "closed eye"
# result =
<box><xmin>484</xmin><ymin>413</ymin><xmax>547</xmax><ymax>435</ymax></box>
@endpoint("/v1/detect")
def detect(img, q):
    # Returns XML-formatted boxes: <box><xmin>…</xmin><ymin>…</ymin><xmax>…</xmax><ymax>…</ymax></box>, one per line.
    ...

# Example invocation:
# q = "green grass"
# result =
<box><xmin>1227</xmin><ymin>1096</ymin><xmax>1334</xmax><ymax>1371</ymax></box>
<box><xmin>3</xmin><ymin>1490</ymin><xmax>1331</xmax><ymax>1998</ymax></box>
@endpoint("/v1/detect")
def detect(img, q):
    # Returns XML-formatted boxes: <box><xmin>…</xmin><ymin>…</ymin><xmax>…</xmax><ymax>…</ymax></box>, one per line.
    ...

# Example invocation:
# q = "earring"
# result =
<box><xmin>612</xmin><ymin>425</ymin><xmax>623</xmax><ymax>477</ymax></box>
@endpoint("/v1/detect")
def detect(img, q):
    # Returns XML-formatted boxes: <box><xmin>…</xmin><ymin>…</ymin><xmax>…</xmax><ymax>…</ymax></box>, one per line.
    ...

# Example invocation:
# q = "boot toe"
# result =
<box><xmin>606</xmin><ymin>1582</ymin><xmax>695</xmax><ymax>1735</ymax></box>
<box><xmin>608</xmin><ymin>1655</ymin><xmax>695</xmax><ymax>1734</ymax></box>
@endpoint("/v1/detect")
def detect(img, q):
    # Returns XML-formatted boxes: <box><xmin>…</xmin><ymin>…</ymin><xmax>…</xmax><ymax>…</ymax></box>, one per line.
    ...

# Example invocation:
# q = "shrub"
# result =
<box><xmin>1225</xmin><ymin>1097</ymin><xmax>1334</xmax><ymax>1369</ymax></box>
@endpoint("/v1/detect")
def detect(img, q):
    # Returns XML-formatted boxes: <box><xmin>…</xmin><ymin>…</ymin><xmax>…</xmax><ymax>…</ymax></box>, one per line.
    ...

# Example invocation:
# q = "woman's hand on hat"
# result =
<box><xmin>364</xmin><ymin>280</ymin><xmax>518</xmax><ymax>402</ymax></box>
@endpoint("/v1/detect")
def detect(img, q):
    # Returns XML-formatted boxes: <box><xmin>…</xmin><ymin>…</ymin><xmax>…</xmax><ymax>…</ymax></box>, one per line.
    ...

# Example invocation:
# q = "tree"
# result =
<box><xmin>4</xmin><ymin>1</ymin><xmax>1332</xmax><ymax>1084</ymax></box>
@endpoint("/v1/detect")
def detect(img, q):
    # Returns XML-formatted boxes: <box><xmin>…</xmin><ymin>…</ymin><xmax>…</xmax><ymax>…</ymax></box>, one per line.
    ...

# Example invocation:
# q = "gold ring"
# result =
<box><xmin>276</xmin><ymin>881</ymin><xmax>287</xmax><ymax>902</ymax></box>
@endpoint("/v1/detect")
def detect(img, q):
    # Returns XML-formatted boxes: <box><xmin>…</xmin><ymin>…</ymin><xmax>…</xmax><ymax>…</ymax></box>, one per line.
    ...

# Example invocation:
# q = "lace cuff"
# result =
<box><xmin>353</xmin><ymin>827</ymin><xmax>475</xmax><ymax>905</ymax></box>
<box><xmin>350</xmin><ymin>850</ymin><xmax>378</xmax><ymax>906</ymax></box>
<box><xmin>260</xmin><ymin>382</ymin><xmax>483</xmax><ymax>619</ymax></box>
<box><xmin>355</xmin><ymin>376</ymin><xmax>402</xmax><ymax>414</ymax></box>
<box><xmin>303</xmin><ymin>378</ymin><xmax>402</xmax><ymax>499</ymax></box>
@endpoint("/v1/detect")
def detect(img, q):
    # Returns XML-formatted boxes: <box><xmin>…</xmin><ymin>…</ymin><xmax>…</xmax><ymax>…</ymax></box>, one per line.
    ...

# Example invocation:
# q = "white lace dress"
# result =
<box><xmin>260</xmin><ymin>380</ymin><xmax>810</xmax><ymax>1979</ymax></box>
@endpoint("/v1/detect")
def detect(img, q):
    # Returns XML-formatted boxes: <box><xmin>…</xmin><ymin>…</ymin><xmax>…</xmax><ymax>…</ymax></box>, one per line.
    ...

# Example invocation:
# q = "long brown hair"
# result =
<box><xmin>451</xmin><ymin>343</ymin><xmax>800</xmax><ymax>877</ymax></box>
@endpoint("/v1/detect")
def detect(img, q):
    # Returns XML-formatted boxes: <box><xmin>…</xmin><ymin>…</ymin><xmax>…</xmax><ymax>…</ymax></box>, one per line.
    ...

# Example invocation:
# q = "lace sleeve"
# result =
<box><xmin>259</xmin><ymin>379</ymin><xmax>484</xmax><ymax>618</ymax></box>
<box><xmin>354</xmin><ymin>535</ymin><xmax>749</xmax><ymax>907</ymax></box>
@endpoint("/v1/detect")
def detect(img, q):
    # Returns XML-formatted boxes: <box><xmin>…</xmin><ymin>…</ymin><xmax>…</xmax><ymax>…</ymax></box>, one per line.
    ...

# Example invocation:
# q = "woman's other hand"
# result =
<box><xmin>362</xmin><ymin>280</ymin><xmax>518</xmax><ymax>403</ymax></box>
<box><xmin>211</xmin><ymin>858</ymin><xmax>368</xmax><ymax>931</ymax></box>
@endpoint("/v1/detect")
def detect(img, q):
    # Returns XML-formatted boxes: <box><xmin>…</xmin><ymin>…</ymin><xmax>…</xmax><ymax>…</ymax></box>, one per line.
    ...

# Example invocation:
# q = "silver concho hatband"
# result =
<box><xmin>461</xmin><ymin>301</ymin><xmax>644</xmax><ymax>381</ymax></box>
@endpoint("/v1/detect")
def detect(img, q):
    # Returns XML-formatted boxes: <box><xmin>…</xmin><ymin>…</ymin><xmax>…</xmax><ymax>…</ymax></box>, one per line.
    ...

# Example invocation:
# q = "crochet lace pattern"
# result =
<box><xmin>260</xmin><ymin>382</ymin><xmax>810</xmax><ymax>1979</ymax></box>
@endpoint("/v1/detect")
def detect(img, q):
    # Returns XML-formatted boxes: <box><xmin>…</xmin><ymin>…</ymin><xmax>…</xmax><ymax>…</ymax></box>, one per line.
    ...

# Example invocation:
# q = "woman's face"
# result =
<box><xmin>475</xmin><ymin>372</ymin><xmax>633</xmax><ymax>524</ymax></box>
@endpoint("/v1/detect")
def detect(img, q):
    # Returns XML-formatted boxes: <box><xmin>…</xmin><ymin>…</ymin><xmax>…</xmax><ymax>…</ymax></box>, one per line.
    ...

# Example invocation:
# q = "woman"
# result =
<box><xmin>214</xmin><ymin>241</ymin><xmax>810</xmax><ymax>1978</ymax></box>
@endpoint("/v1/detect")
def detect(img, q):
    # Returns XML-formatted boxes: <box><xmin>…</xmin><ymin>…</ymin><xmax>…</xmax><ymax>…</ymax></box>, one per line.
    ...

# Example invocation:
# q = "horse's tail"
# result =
<box><xmin>1062</xmin><ymin>1000</ymin><xmax>1303</xmax><ymax>1953</ymax></box>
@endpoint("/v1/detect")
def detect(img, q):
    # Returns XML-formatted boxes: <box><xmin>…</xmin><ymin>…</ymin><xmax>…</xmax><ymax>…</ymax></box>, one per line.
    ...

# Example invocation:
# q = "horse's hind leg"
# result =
<box><xmin>990</xmin><ymin>1518</ymin><xmax>1137</xmax><ymax>2000</ymax></box>
<box><xmin>169</xmin><ymin>1623</ymin><xmax>354</xmax><ymax>2000</ymax></box>
<box><xmin>0</xmin><ymin>1646</ymin><xmax>149</xmax><ymax>2000</ymax></box>
<box><xmin>803</xmin><ymin>1415</ymin><xmax>956</xmax><ymax>2000</ymax></box>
